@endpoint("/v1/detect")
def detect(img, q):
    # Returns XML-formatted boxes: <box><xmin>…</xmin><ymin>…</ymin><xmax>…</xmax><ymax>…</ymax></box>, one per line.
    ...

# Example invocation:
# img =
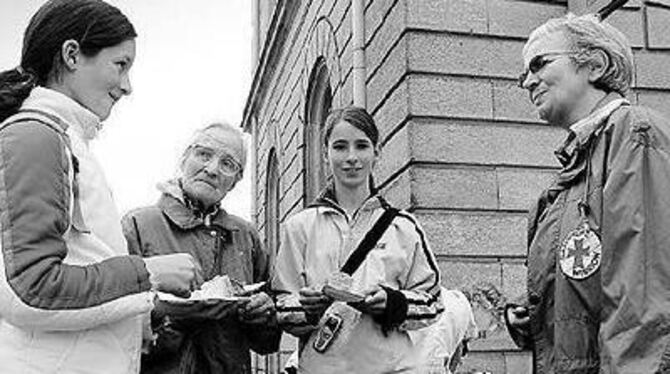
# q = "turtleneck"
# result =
<box><xmin>21</xmin><ymin>86</ymin><xmax>102</xmax><ymax>141</ymax></box>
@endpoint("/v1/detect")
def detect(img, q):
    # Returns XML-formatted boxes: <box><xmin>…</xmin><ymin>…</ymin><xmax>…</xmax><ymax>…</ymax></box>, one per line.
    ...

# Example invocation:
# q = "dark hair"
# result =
<box><xmin>323</xmin><ymin>106</ymin><xmax>380</xmax><ymax>147</ymax></box>
<box><xmin>0</xmin><ymin>0</ymin><xmax>136</xmax><ymax>123</ymax></box>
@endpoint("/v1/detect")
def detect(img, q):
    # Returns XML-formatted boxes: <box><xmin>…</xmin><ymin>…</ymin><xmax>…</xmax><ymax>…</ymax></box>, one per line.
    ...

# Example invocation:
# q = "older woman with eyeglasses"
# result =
<box><xmin>506</xmin><ymin>13</ymin><xmax>670</xmax><ymax>374</ymax></box>
<box><xmin>122</xmin><ymin>123</ymin><xmax>280</xmax><ymax>373</ymax></box>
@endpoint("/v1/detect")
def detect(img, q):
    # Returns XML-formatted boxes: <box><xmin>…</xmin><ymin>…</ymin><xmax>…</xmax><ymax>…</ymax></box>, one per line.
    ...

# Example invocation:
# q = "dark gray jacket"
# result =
<box><xmin>508</xmin><ymin>95</ymin><xmax>670</xmax><ymax>373</ymax></box>
<box><xmin>122</xmin><ymin>180</ymin><xmax>280</xmax><ymax>374</ymax></box>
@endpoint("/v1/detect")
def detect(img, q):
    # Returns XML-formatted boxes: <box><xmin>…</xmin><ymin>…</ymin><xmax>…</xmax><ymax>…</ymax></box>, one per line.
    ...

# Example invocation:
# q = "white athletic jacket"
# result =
<box><xmin>272</xmin><ymin>186</ymin><xmax>443</xmax><ymax>373</ymax></box>
<box><xmin>0</xmin><ymin>87</ymin><xmax>154</xmax><ymax>374</ymax></box>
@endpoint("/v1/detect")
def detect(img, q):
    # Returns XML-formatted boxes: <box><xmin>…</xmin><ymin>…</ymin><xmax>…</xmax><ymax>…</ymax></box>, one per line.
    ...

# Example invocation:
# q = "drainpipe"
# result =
<box><xmin>249</xmin><ymin>0</ymin><xmax>260</xmax><ymax>222</ymax></box>
<box><xmin>352</xmin><ymin>0</ymin><xmax>366</xmax><ymax>108</ymax></box>
<box><xmin>249</xmin><ymin>117</ymin><xmax>258</xmax><ymax>222</ymax></box>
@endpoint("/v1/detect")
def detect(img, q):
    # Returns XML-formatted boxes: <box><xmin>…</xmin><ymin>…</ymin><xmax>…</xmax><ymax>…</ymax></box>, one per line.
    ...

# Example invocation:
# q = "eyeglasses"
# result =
<box><xmin>191</xmin><ymin>146</ymin><xmax>242</xmax><ymax>176</ymax></box>
<box><xmin>517</xmin><ymin>51</ymin><xmax>577</xmax><ymax>88</ymax></box>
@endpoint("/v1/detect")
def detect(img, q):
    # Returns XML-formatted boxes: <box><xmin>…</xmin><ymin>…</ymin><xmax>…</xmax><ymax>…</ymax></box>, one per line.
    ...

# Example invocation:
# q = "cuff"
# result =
<box><xmin>374</xmin><ymin>286</ymin><xmax>408</xmax><ymax>335</ymax></box>
<box><xmin>129</xmin><ymin>254</ymin><xmax>153</xmax><ymax>292</ymax></box>
<box><xmin>503</xmin><ymin>303</ymin><xmax>532</xmax><ymax>349</ymax></box>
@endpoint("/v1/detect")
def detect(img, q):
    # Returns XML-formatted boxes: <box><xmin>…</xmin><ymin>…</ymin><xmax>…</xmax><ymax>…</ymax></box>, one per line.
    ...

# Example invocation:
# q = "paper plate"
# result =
<box><xmin>156</xmin><ymin>292</ymin><xmax>250</xmax><ymax>305</ymax></box>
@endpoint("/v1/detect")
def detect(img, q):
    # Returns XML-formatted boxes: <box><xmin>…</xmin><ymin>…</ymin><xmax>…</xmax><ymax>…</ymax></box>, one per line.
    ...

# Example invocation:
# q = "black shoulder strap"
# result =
<box><xmin>340</xmin><ymin>207</ymin><xmax>399</xmax><ymax>275</ymax></box>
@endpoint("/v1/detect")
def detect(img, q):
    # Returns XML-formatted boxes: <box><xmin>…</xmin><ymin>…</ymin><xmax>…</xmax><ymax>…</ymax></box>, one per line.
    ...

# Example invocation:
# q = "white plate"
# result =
<box><xmin>156</xmin><ymin>292</ymin><xmax>249</xmax><ymax>305</ymax></box>
<box><xmin>242</xmin><ymin>281</ymin><xmax>266</xmax><ymax>294</ymax></box>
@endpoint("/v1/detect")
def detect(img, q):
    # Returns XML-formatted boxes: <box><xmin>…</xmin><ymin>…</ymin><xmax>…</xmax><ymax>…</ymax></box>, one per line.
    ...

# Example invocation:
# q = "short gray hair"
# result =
<box><xmin>524</xmin><ymin>13</ymin><xmax>634</xmax><ymax>95</ymax></box>
<box><xmin>182</xmin><ymin>122</ymin><xmax>247</xmax><ymax>178</ymax></box>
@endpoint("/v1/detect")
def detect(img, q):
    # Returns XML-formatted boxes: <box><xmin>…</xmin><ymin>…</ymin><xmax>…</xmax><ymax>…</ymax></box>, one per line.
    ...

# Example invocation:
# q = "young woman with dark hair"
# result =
<box><xmin>0</xmin><ymin>1</ymin><xmax>201</xmax><ymax>372</ymax></box>
<box><xmin>272</xmin><ymin>106</ymin><xmax>443</xmax><ymax>373</ymax></box>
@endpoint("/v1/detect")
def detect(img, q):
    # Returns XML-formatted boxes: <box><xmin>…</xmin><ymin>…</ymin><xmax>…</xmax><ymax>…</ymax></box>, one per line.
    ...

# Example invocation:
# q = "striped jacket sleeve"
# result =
<box><xmin>0</xmin><ymin>121</ymin><xmax>153</xmax><ymax>331</ymax></box>
<box><xmin>270</xmin><ymin>215</ymin><xmax>317</xmax><ymax>338</ymax></box>
<box><xmin>394</xmin><ymin>212</ymin><xmax>443</xmax><ymax>331</ymax></box>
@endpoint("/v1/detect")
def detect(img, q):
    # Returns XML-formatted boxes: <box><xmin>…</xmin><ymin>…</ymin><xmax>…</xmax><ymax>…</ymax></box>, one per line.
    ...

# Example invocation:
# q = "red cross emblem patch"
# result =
<box><xmin>559</xmin><ymin>224</ymin><xmax>601</xmax><ymax>280</ymax></box>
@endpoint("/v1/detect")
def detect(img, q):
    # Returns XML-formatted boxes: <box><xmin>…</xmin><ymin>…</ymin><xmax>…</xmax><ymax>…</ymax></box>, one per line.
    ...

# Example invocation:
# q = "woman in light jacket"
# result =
<box><xmin>272</xmin><ymin>106</ymin><xmax>443</xmax><ymax>373</ymax></box>
<box><xmin>0</xmin><ymin>1</ymin><xmax>200</xmax><ymax>373</ymax></box>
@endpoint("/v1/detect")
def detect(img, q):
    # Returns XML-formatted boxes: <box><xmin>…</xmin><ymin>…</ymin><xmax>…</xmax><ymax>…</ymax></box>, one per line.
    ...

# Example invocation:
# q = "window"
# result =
<box><xmin>265</xmin><ymin>148</ymin><xmax>280</xmax><ymax>257</ymax></box>
<box><xmin>253</xmin><ymin>148</ymin><xmax>281</xmax><ymax>373</ymax></box>
<box><xmin>304</xmin><ymin>57</ymin><xmax>332</xmax><ymax>204</ymax></box>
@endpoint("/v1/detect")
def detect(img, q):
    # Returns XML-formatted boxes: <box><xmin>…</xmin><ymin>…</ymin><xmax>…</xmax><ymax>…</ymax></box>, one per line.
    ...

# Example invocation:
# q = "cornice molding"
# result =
<box><xmin>242</xmin><ymin>0</ymin><xmax>299</xmax><ymax>131</ymax></box>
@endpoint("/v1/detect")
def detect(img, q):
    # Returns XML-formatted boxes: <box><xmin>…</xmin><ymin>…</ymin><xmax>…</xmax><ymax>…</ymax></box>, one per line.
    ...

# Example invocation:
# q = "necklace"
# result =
<box><xmin>558</xmin><ymin>135</ymin><xmax>602</xmax><ymax>280</ymax></box>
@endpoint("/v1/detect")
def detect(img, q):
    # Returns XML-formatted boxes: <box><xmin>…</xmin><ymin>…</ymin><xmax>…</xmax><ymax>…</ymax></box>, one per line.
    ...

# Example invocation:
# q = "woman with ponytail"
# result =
<box><xmin>0</xmin><ymin>1</ymin><xmax>202</xmax><ymax>373</ymax></box>
<box><xmin>272</xmin><ymin>106</ymin><xmax>443</xmax><ymax>373</ymax></box>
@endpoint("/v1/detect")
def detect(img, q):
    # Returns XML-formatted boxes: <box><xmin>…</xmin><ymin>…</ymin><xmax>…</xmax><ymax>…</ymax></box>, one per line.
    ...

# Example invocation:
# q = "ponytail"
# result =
<box><xmin>0</xmin><ymin>67</ymin><xmax>36</xmax><ymax>123</ymax></box>
<box><xmin>1</xmin><ymin>0</ymin><xmax>137</xmax><ymax>124</ymax></box>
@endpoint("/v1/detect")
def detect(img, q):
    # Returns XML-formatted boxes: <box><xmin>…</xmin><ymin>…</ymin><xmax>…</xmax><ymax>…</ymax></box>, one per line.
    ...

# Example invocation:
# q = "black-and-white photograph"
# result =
<box><xmin>1</xmin><ymin>0</ymin><xmax>669</xmax><ymax>373</ymax></box>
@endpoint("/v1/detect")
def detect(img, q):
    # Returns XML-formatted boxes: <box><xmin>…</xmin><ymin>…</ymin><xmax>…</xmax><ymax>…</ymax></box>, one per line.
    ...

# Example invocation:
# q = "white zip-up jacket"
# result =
<box><xmin>0</xmin><ymin>87</ymin><xmax>154</xmax><ymax>373</ymax></box>
<box><xmin>272</xmin><ymin>186</ymin><xmax>442</xmax><ymax>373</ymax></box>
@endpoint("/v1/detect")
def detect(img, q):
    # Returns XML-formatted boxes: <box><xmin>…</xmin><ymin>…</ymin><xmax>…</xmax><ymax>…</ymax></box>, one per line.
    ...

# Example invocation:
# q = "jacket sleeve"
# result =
<box><xmin>392</xmin><ymin>212</ymin><xmax>443</xmax><ymax>331</ymax></box>
<box><xmin>271</xmin><ymin>215</ymin><xmax>317</xmax><ymax>338</ymax></box>
<box><xmin>244</xmin><ymin>225</ymin><xmax>281</xmax><ymax>354</ymax></box>
<box><xmin>121</xmin><ymin>209</ymin><xmax>182</xmax><ymax>361</ymax></box>
<box><xmin>503</xmin><ymin>295</ymin><xmax>532</xmax><ymax>349</ymax></box>
<box><xmin>599</xmin><ymin>108</ymin><xmax>670</xmax><ymax>372</ymax></box>
<box><xmin>0</xmin><ymin>122</ymin><xmax>153</xmax><ymax>331</ymax></box>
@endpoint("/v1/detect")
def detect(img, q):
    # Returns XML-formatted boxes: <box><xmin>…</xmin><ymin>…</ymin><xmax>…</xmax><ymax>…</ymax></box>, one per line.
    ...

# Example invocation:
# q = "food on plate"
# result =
<box><xmin>158</xmin><ymin>275</ymin><xmax>266</xmax><ymax>303</ymax></box>
<box><xmin>192</xmin><ymin>275</ymin><xmax>244</xmax><ymax>299</ymax></box>
<box><xmin>322</xmin><ymin>272</ymin><xmax>365</xmax><ymax>303</ymax></box>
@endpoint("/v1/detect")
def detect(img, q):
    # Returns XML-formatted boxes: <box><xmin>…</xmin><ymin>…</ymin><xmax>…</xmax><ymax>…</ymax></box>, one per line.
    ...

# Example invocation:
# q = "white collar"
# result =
<box><xmin>22</xmin><ymin>86</ymin><xmax>102</xmax><ymax>141</ymax></box>
<box><xmin>569</xmin><ymin>98</ymin><xmax>629</xmax><ymax>145</ymax></box>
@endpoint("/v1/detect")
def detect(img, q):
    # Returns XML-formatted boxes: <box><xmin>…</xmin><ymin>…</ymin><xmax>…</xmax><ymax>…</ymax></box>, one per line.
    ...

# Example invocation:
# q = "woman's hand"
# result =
<box><xmin>238</xmin><ymin>292</ymin><xmax>276</xmax><ymax>325</ymax></box>
<box><xmin>351</xmin><ymin>289</ymin><xmax>387</xmax><ymax>316</ymax></box>
<box><xmin>506</xmin><ymin>305</ymin><xmax>530</xmax><ymax>330</ymax></box>
<box><xmin>299</xmin><ymin>287</ymin><xmax>332</xmax><ymax>322</ymax></box>
<box><xmin>144</xmin><ymin>253</ymin><xmax>204</xmax><ymax>298</ymax></box>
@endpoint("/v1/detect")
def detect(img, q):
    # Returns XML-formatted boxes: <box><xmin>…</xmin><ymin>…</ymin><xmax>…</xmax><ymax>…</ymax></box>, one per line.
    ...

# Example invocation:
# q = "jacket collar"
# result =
<box><xmin>308</xmin><ymin>182</ymin><xmax>389</xmax><ymax>217</ymax></box>
<box><xmin>156</xmin><ymin>179</ymin><xmax>239</xmax><ymax>231</ymax></box>
<box><xmin>555</xmin><ymin>92</ymin><xmax>629</xmax><ymax>166</ymax></box>
<box><xmin>22</xmin><ymin>87</ymin><xmax>101</xmax><ymax>141</ymax></box>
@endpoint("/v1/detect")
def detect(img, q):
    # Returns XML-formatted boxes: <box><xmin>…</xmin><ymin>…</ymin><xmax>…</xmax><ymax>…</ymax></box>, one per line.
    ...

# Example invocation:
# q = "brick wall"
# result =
<box><xmin>246</xmin><ymin>0</ymin><xmax>670</xmax><ymax>372</ymax></box>
<box><xmin>248</xmin><ymin>0</ymin><xmax>354</xmax><ymax>370</ymax></box>
<box><xmin>252</xmin><ymin>0</ymin><xmax>353</xmax><ymax>242</ymax></box>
